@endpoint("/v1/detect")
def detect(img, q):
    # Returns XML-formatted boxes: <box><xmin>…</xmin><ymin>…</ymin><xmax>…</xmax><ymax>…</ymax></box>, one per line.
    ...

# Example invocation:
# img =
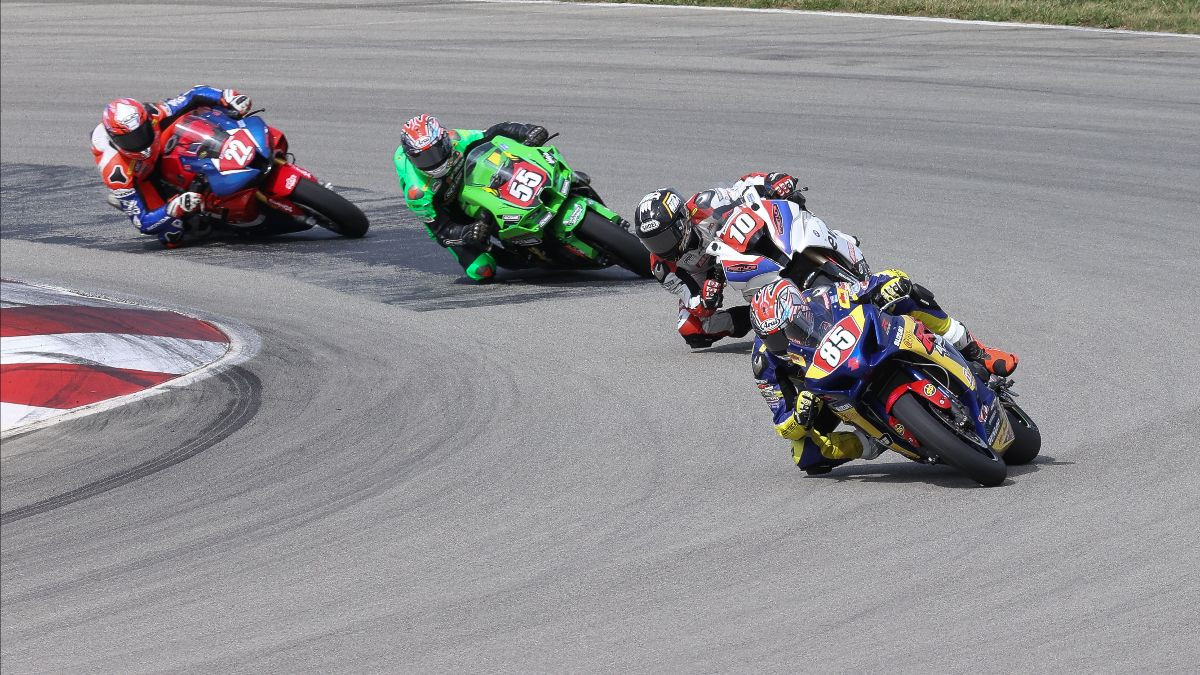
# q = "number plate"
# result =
<box><xmin>808</xmin><ymin>313</ymin><xmax>863</xmax><ymax>377</ymax></box>
<box><xmin>501</xmin><ymin>161</ymin><xmax>548</xmax><ymax>208</ymax></box>
<box><xmin>216</xmin><ymin>129</ymin><xmax>258</xmax><ymax>173</ymax></box>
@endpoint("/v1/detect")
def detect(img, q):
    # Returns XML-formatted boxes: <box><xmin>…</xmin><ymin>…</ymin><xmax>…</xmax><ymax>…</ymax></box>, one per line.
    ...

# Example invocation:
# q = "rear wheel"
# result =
<box><xmin>289</xmin><ymin>180</ymin><xmax>369</xmax><ymax>238</ymax></box>
<box><xmin>1000</xmin><ymin>404</ymin><xmax>1041</xmax><ymax>465</ymax></box>
<box><xmin>575</xmin><ymin>211</ymin><xmax>652</xmax><ymax>278</ymax></box>
<box><xmin>891</xmin><ymin>394</ymin><xmax>1008</xmax><ymax>487</ymax></box>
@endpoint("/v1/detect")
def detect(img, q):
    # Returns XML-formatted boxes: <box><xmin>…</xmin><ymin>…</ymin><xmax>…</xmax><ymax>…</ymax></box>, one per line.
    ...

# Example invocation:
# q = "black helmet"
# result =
<box><xmin>634</xmin><ymin>188</ymin><xmax>692</xmax><ymax>260</ymax></box>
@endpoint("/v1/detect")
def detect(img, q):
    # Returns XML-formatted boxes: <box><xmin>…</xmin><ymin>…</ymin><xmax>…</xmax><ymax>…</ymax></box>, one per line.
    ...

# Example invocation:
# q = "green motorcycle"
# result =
<box><xmin>457</xmin><ymin>136</ymin><xmax>652</xmax><ymax>277</ymax></box>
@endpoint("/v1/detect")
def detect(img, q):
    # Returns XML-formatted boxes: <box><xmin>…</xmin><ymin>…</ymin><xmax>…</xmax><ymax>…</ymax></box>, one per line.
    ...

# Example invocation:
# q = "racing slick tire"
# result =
<box><xmin>576</xmin><ymin>211</ymin><xmax>652</xmax><ymax>278</ymax></box>
<box><xmin>999</xmin><ymin>406</ymin><xmax>1041</xmax><ymax>466</ymax></box>
<box><xmin>892</xmin><ymin>393</ymin><xmax>1008</xmax><ymax>487</ymax></box>
<box><xmin>290</xmin><ymin>179</ymin><xmax>369</xmax><ymax>238</ymax></box>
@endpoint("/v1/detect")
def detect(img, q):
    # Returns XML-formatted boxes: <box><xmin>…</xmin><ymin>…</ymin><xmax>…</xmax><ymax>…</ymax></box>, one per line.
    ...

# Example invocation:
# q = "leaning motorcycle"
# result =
<box><xmin>456</xmin><ymin>135</ymin><xmax>651</xmax><ymax>277</ymax></box>
<box><xmin>777</xmin><ymin>277</ymin><xmax>1040</xmax><ymax>486</ymax></box>
<box><xmin>153</xmin><ymin>106</ymin><xmax>368</xmax><ymax>240</ymax></box>
<box><xmin>707</xmin><ymin>189</ymin><xmax>867</xmax><ymax>300</ymax></box>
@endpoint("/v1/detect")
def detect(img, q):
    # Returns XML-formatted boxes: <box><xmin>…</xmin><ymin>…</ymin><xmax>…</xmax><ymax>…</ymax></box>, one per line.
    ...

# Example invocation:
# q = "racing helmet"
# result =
<box><xmin>102</xmin><ymin>98</ymin><xmax>155</xmax><ymax>159</ymax></box>
<box><xmin>634</xmin><ymin>188</ymin><xmax>693</xmax><ymax>261</ymax></box>
<box><xmin>401</xmin><ymin>114</ymin><xmax>457</xmax><ymax>178</ymax></box>
<box><xmin>750</xmin><ymin>278</ymin><xmax>810</xmax><ymax>355</ymax></box>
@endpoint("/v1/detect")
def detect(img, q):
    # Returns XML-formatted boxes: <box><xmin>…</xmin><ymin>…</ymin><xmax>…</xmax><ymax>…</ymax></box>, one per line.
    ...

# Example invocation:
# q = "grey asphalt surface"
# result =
<box><xmin>3</xmin><ymin>0</ymin><xmax>1199</xmax><ymax>670</ymax></box>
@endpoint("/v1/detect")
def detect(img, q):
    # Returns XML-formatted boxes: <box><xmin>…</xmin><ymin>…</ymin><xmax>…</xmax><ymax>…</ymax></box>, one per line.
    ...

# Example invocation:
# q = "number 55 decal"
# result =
<box><xmin>503</xmin><ymin>163</ymin><xmax>547</xmax><ymax>207</ymax></box>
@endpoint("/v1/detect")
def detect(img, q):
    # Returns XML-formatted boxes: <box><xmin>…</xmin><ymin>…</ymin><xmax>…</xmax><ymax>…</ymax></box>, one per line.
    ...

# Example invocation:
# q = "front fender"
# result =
<box><xmin>263</xmin><ymin>161</ymin><xmax>317</xmax><ymax>198</ymax></box>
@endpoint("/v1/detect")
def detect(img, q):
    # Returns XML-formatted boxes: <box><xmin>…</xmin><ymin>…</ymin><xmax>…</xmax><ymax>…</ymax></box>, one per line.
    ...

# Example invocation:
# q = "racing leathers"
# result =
<box><xmin>753</xmin><ymin>336</ymin><xmax>878</xmax><ymax>474</ymax></box>
<box><xmin>91</xmin><ymin>85</ymin><xmax>249</xmax><ymax>243</ymax></box>
<box><xmin>394</xmin><ymin>122</ymin><xmax>550</xmax><ymax>282</ymax></box>
<box><xmin>654</xmin><ymin>172</ymin><xmax>807</xmax><ymax>348</ymax></box>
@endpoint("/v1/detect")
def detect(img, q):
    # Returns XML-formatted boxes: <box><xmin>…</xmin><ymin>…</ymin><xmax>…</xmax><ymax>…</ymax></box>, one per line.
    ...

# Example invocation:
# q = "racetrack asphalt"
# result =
<box><xmin>2</xmin><ymin>0</ymin><xmax>1199</xmax><ymax>670</ymax></box>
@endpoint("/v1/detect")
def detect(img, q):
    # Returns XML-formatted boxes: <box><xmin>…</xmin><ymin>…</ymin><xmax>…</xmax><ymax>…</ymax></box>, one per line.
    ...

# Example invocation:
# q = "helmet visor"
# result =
<box><xmin>762</xmin><ymin>328</ymin><xmax>790</xmax><ymax>355</ymax></box>
<box><xmin>410</xmin><ymin>133</ymin><xmax>453</xmax><ymax>174</ymax></box>
<box><xmin>110</xmin><ymin>123</ymin><xmax>154</xmax><ymax>154</ymax></box>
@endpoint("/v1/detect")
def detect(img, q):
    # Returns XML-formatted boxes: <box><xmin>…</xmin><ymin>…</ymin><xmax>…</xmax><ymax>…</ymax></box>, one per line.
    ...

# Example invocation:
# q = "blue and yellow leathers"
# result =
<box><xmin>752</xmin><ymin>336</ymin><xmax>867</xmax><ymax>471</ymax></box>
<box><xmin>751</xmin><ymin>270</ymin><xmax>967</xmax><ymax>472</ymax></box>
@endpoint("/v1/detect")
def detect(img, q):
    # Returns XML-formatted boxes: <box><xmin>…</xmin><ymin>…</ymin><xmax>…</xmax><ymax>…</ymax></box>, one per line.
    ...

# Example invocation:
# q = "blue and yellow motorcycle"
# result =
<box><xmin>782</xmin><ymin>278</ymin><xmax>1040</xmax><ymax>486</ymax></box>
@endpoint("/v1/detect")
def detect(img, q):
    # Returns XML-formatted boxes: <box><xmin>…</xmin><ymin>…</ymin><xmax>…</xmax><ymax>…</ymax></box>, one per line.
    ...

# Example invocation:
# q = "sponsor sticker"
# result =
<box><xmin>284</xmin><ymin>174</ymin><xmax>298</xmax><ymax>191</ymax></box>
<box><xmin>564</xmin><ymin>201</ymin><xmax>586</xmax><ymax>227</ymax></box>
<box><xmin>923</xmin><ymin>383</ymin><xmax>937</xmax><ymax>397</ymax></box>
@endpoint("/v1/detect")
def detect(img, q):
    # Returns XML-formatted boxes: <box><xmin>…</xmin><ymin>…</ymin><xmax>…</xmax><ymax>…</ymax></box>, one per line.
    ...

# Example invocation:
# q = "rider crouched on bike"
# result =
<box><xmin>394</xmin><ymin>114</ymin><xmax>552</xmax><ymax>282</ymax></box>
<box><xmin>91</xmin><ymin>86</ymin><xmax>252</xmax><ymax>246</ymax></box>
<box><xmin>750</xmin><ymin>274</ymin><xmax>1018</xmax><ymax>474</ymax></box>
<box><xmin>633</xmin><ymin>173</ymin><xmax>807</xmax><ymax>349</ymax></box>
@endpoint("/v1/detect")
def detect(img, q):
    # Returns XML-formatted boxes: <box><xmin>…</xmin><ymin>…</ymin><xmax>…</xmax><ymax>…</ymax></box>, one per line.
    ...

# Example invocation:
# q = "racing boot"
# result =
<box><xmin>960</xmin><ymin>335</ymin><xmax>1019</xmax><ymax>377</ymax></box>
<box><xmin>678</xmin><ymin>312</ymin><xmax>729</xmax><ymax>349</ymax></box>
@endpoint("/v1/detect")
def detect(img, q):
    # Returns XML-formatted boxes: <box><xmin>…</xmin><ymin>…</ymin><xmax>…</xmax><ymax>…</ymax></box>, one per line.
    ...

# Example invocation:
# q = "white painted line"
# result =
<box><xmin>464</xmin><ymin>0</ymin><xmax>1199</xmax><ymax>38</ymax></box>
<box><xmin>2</xmin><ymin>333</ymin><xmax>230</xmax><ymax>375</ymax></box>
<box><xmin>1</xmin><ymin>402</ymin><xmax>63</xmax><ymax>431</ymax></box>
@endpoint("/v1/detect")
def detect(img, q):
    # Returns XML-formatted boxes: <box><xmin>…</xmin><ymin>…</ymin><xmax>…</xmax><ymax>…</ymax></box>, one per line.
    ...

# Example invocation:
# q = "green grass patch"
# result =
<box><xmin>578</xmin><ymin>0</ymin><xmax>1200</xmax><ymax>34</ymax></box>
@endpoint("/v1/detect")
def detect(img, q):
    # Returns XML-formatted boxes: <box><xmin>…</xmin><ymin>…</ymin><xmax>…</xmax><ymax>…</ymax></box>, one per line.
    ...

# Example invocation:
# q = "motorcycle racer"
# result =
<box><xmin>634</xmin><ymin>173</ymin><xmax>808</xmax><ymax>349</ymax></box>
<box><xmin>394</xmin><ymin>114</ymin><xmax>552</xmax><ymax>282</ymax></box>
<box><xmin>750</xmin><ymin>274</ymin><xmax>1017</xmax><ymax>473</ymax></box>
<box><xmin>90</xmin><ymin>86</ymin><xmax>252</xmax><ymax>245</ymax></box>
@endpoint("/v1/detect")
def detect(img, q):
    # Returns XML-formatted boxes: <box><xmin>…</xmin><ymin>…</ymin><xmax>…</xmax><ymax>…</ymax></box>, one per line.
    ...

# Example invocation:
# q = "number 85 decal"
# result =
<box><xmin>819</xmin><ymin>325</ymin><xmax>857</xmax><ymax>367</ymax></box>
<box><xmin>507</xmin><ymin>167</ymin><xmax>544</xmax><ymax>202</ymax></box>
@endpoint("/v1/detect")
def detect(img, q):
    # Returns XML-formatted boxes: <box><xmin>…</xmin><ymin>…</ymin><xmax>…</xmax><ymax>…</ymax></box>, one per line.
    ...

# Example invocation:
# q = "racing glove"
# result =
<box><xmin>221</xmin><ymin>89</ymin><xmax>252</xmax><ymax>118</ymax></box>
<box><xmin>699</xmin><ymin>278</ymin><xmax>723</xmax><ymax>310</ymax></box>
<box><xmin>166</xmin><ymin>192</ymin><xmax>203</xmax><ymax>218</ymax></box>
<box><xmin>763</xmin><ymin>172</ymin><xmax>798</xmax><ymax>199</ymax></box>
<box><xmin>775</xmin><ymin>390</ymin><xmax>823</xmax><ymax>440</ymax></box>
<box><xmin>524</xmin><ymin>125</ymin><xmax>550</xmax><ymax>146</ymax></box>
<box><xmin>439</xmin><ymin>220</ymin><xmax>492</xmax><ymax>248</ymax></box>
<box><xmin>877</xmin><ymin>269</ymin><xmax>913</xmax><ymax>305</ymax></box>
<box><xmin>793</xmin><ymin>390</ymin><xmax>823</xmax><ymax>429</ymax></box>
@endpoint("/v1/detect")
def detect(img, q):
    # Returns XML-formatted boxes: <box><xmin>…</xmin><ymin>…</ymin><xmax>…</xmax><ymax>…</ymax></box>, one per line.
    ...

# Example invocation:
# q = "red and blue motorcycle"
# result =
<box><xmin>156</xmin><ymin>106</ymin><xmax>368</xmax><ymax>239</ymax></box>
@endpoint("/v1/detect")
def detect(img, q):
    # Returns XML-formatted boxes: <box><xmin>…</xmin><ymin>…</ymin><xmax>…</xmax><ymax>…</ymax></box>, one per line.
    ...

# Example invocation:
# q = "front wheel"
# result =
<box><xmin>574</xmin><ymin>212</ymin><xmax>652</xmax><ymax>278</ymax></box>
<box><xmin>891</xmin><ymin>394</ymin><xmax>1008</xmax><ymax>487</ymax></box>
<box><xmin>289</xmin><ymin>180</ymin><xmax>369</xmax><ymax>238</ymax></box>
<box><xmin>1000</xmin><ymin>404</ymin><xmax>1041</xmax><ymax>466</ymax></box>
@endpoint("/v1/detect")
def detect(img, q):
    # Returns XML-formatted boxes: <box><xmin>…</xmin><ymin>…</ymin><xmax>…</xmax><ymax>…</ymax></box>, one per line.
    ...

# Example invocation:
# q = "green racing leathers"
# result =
<box><xmin>394</xmin><ymin>122</ymin><xmax>546</xmax><ymax>281</ymax></box>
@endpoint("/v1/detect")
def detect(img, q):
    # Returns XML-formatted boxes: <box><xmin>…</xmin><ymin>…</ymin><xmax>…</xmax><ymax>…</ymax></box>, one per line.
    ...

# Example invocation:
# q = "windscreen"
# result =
<box><xmin>464</xmin><ymin>141</ymin><xmax>513</xmax><ymax>189</ymax></box>
<box><xmin>168</xmin><ymin>114</ymin><xmax>230</xmax><ymax>159</ymax></box>
<box><xmin>784</xmin><ymin>285</ymin><xmax>841</xmax><ymax>349</ymax></box>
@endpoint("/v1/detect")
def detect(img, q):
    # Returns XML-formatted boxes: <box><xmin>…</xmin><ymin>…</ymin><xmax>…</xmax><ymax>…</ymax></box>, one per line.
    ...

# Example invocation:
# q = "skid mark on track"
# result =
<box><xmin>1</xmin><ymin>163</ymin><xmax>653</xmax><ymax>311</ymax></box>
<box><xmin>0</xmin><ymin>367</ymin><xmax>262</xmax><ymax>525</ymax></box>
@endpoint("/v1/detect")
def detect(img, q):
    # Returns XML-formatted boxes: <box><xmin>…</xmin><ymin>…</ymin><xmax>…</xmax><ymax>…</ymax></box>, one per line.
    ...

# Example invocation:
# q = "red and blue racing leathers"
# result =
<box><xmin>90</xmin><ymin>86</ymin><xmax>232</xmax><ymax>239</ymax></box>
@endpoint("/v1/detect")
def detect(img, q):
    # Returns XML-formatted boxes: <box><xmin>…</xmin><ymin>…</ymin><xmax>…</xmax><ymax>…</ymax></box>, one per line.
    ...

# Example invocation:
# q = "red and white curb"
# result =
<box><xmin>1</xmin><ymin>279</ymin><xmax>254</xmax><ymax>438</ymax></box>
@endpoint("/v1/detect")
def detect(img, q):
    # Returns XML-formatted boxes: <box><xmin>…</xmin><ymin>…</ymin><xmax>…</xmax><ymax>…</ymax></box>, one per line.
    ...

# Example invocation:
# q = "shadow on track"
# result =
<box><xmin>812</xmin><ymin>455</ymin><xmax>1070</xmax><ymax>489</ymax></box>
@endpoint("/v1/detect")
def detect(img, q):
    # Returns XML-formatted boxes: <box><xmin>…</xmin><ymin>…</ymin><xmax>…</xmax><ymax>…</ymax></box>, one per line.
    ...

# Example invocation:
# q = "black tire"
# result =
<box><xmin>289</xmin><ymin>179</ymin><xmax>369</xmax><ymax>238</ymax></box>
<box><xmin>1000</xmin><ymin>405</ymin><xmax>1041</xmax><ymax>466</ymax></box>
<box><xmin>892</xmin><ymin>394</ymin><xmax>1008</xmax><ymax>487</ymax></box>
<box><xmin>575</xmin><ymin>211</ymin><xmax>652</xmax><ymax>278</ymax></box>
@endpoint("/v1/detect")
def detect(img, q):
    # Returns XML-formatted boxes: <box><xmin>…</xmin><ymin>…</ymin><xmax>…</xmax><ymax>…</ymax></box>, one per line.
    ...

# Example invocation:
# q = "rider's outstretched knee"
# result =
<box><xmin>464</xmin><ymin>252</ymin><xmax>497</xmax><ymax>283</ymax></box>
